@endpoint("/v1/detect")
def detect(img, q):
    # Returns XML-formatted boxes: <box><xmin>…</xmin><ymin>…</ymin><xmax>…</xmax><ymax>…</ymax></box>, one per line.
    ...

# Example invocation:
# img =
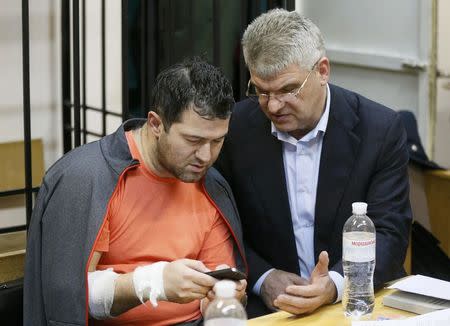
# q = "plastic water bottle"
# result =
<box><xmin>342</xmin><ymin>202</ymin><xmax>376</xmax><ymax>319</ymax></box>
<box><xmin>204</xmin><ymin>280</ymin><xmax>247</xmax><ymax>326</ymax></box>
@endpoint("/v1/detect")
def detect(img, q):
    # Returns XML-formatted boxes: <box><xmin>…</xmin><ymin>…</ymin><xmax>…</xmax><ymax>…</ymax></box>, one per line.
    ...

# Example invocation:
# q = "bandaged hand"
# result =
<box><xmin>163</xmin><ymin>259</ymin><xmax>217</xmax><ymax>304</ymax></box>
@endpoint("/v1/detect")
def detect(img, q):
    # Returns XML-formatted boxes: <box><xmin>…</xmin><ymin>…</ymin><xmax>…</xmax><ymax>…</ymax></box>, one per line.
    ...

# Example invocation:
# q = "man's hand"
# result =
<box><xmin>206</xmin><ymin>264</ymin><xmax>247</xmax><ymax>302</ymax></box>
<box><xmin>273</xmin><ymin>251</ymin><xmax>337</xmax><ymax>315</ymax></box>
<box><xmin>260</xmin><ymin>269</ymin><xmax>309</xmax><ymax>311</ymax></box>
<box><xmin>163</xmin><ymin>259</ymin><xmax>217</xmax><ymax>304</ymax></box>
<box><xmin>201</xmin><ymin>264</ymin><xmax>247</xmax><ymax>315</ymax></box>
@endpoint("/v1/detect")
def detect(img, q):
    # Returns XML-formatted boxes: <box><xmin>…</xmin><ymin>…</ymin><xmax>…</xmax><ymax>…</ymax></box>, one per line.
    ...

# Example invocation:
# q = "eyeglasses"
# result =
<box><xmin>246</xmin><ymin>61</ymin><xmax>319</xmax><ymax>104</ymax></box>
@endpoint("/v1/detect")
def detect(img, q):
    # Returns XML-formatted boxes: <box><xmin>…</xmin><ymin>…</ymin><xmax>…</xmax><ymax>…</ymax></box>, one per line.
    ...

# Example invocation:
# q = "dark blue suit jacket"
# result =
<box><xmin>215</xmin><ymin>84</ymin><xmax>412</xmax><ymax>316</ymax></box>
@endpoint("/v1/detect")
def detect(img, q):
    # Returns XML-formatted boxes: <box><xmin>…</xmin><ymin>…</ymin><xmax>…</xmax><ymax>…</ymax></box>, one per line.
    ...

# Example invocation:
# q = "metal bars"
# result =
<box><xmin>212</xmin><ymin>0</ymin><xmax>221</xmax><ymax>66</ymax></box>
<box><xmin>21</xmin><ymin>0</ymin><xmax>33</xmax><ymax>228</ymax></box>
<box><xmin>101</xmin><ymin>0</ymin><xmax>107</xmax><ymax>135</ymax></box>
<box><xmin>59</xmin><ymin>0</ymin><xmax>294</xmax><ymax>148</ymax></box>
<box><xmin>0</xmin><ymin>0</ymin><xmax>41</xmax><ymax>233</ymax></box>
<box><xmin>62</xmin><ymin>0</ymin><xmax>122</xmax><ymax>153</ymax></box>
<box><xmin>239</xmin><ymin>1</ymin><xmax>249</xmax><ymax>99</ymax></box>
<box><xmin>82</xmin><ymin>0</ymin><xmax>87</xmax><ymax>144</ymax></box>
<box><xmin>72</xmin><ymin>0</ymin><xmax>81</xmax><ymax>147</ymax></box>
<box><xmin>61</xmin><ymin>1</ymin><xmax>72</xmax><ymax>152</ymax></box>
<box><xmin>139</xmin><ymin>0</ymin><xmax>149</xmax><ymax>116</ymax></box>
<box><xmin>121</xmin><ymin>0</ymin><xmax>129</xmax><ymax>120</ymax></box>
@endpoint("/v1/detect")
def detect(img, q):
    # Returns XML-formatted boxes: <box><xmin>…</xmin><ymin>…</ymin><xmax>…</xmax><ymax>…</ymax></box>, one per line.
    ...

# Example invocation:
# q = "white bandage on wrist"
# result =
<box><xmin>88</xmin><ymin>268</ymin><xmax>119</xmax><ymax>320</ymax></box>
<box><xmin>133</xmin><ymin>261</ymin><xmax>168</xmax><ymax>307</ymax></box>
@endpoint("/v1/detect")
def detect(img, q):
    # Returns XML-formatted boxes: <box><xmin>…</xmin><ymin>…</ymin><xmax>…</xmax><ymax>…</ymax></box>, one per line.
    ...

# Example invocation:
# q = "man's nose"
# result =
<box><xmin>195</xmin><ymin>143</ymin><xmax>211</xmax><ymax>163</ymax></box>
<box><xmin>266</xmin><ymin>96</ymin><xmax>284</xmax><ymax>114</ymax></box>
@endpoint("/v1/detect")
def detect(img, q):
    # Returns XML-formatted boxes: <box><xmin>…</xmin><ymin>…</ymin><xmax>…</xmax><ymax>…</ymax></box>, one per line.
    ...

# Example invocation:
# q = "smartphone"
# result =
<box><xmin>205</xmin><ymin>268</ymin><xmax>246</xmax><ymax>281</ymax></box>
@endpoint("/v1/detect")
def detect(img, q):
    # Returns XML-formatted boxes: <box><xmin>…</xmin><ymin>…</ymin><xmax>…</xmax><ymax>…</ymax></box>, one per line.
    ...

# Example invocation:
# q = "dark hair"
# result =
<box><xmin>151</xmin><ymin>57</ymin><xmax>234</xmax><ymax>130</ymax></box>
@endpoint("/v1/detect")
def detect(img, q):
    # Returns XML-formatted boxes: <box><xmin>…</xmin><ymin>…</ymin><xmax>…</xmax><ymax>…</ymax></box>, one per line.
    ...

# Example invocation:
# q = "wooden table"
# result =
<box><xmin>248</xmin><ymin>289</ymin><xmax>415</xmax><ymax>325</ymax></box>
<box><xmin>424</xmin><ymin>169</ymin><xmax>450</xmax><ymax>257</ymax></box>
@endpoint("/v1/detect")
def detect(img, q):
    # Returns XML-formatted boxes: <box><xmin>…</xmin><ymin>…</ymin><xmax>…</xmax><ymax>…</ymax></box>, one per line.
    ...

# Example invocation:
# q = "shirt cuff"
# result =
<box><xmin>328</xmin><ymin>271</ymin><xmax>344</xmax><ymax>303</ymax></box>
<box><xmin>252</xmin><ymin>268</ymin><xmax>275</xmax><ymax>296</ymax></box>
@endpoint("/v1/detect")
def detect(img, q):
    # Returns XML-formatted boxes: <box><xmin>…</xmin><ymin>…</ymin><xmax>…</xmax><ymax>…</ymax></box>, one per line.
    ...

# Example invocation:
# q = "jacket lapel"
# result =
<box><xmin>314</xmin><ymin>85</ymin><xmax>360</xmax><ymax>259</ymax></box>
<box><xmin>248</xmin><ymin>110</ymin><xmax>300</xmax><ymax>273</ymax></box>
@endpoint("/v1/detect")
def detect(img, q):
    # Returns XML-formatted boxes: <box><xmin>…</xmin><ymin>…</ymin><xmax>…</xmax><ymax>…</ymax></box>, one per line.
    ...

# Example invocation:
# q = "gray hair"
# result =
<box><xmin>242</xmin><ymin>9</ymin><xmax>326</xmax><ymax>78</ymax></box>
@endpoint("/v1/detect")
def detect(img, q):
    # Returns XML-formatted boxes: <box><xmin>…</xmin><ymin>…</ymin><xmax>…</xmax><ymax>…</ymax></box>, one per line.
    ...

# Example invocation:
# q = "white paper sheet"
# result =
<box><xmin>352</xmin><ymin>308</ymin><xmax>450</xmax><ymax>326</ymax></box>
<box><xmin>387</xmin><ymin>275</ymin><xmax>450</xmax><ymax>300</ymax></box>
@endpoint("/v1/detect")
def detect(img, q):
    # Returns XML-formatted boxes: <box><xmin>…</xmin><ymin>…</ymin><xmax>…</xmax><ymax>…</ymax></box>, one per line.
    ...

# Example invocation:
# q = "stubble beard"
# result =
<box><xmin>155</xmin><ymin>140</ymin><xmax>207</xmax><ymax>183</ymax></box>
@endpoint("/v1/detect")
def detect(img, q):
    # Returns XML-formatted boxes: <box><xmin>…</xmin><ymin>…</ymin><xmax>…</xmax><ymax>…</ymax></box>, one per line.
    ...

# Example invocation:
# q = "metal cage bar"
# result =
<box><xmin>139</xmin><ymin>0</ymin><xmax>149</xmax><ymax>116</ymax></box>
<box><xmin>73</xmin><ymin>0</ymin><xmax>81</xmax><ymax>147</ymax></box>
<box><xmin>101</xmin><ymin>0</ymin><xmax>107</xmax><ymax>135</ymax></box>
<box><xmin>61</xmin><ymin>0</ymin><xmax>72</xmax><ymax>153</ymax></box>
<box><xmin>285</xmin><ymin>0</ymin><xmax>295</xmax><ymax>11</ymax></box>
<box><xmin>213</xmin><ymin>0</ymin><xmax>221</xmax><ymax>66</ymax></box>
<box><xmin>82</xmin><ymin>0</ymin><xmax>87</xmax><ymax>144</ymax></box>
<box><xmin>239</xmin><ymin>1</ymin><xmax>249</xmax><ymax>99</ymax></box>
<box><xmin>21</xmin><ymin>0</ymin><xmax>33</xmax><ymax>228</ymax></box>
<box><xmin>147</xmin><ymin>0</ymin><xmax>158</xmax><ymax>105</ymax></box>
<box><xmin>121</xmin><ymin>0</ymin><xmax>129</xmax><ymax>120</ymax></box>
<box><xmin>0</xmin><ymin>188</ymin><xmax>40</xmax><ymax>198</ymax></box>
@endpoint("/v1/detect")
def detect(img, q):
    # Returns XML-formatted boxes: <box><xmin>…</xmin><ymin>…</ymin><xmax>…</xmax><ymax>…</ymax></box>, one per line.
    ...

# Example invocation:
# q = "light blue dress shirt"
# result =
<box><xmin>253</xmin><ymin>84</ymin><xmax>343</xmax><ymax>303</ymax></box>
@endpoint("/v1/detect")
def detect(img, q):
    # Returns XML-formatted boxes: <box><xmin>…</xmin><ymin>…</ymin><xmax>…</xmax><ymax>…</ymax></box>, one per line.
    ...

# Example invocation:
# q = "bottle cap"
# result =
<box><xmin>352</xmin><ymin>202</ymin><xmax>368</xmax><ymax>215</ymax></box>
<box><xmin>214</xmin><ymin>280</ymin><xmax>236</xmax><ymax>298</ymax></box>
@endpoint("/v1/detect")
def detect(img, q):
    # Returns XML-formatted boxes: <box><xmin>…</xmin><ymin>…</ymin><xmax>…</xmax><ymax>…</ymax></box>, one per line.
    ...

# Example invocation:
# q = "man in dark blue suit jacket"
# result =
<box><xmin>215</xmin><ymin>9</ymin><xmax>412</xmax><ymax>317</ymax></box>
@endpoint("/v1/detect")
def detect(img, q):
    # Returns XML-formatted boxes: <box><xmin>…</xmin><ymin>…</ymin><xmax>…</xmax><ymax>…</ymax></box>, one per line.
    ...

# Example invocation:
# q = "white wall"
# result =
<box><xmin>435</xmin><ymin>0</ymin><xmax>450</xmax><ymax>168</ymax></box>
<box><xmin>296</xmin><ymin>0</ymin><xmax>449</xmax><ymax>168</ymax></box>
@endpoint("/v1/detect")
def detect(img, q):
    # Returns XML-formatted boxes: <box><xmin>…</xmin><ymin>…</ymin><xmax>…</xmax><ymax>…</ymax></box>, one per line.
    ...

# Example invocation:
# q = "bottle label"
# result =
<box><xmin>343</xmin><ymin>235</ymin><xmax>376</xmax><ymax>262</ymax></box>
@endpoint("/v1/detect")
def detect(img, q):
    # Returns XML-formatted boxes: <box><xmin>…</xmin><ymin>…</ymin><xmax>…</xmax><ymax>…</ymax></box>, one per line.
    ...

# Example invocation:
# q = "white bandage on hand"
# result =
<box><xmin>133</xmin><ymin>261</ymin><xmax>168</xmax><ymax>307</ymax></box>
<box><xmin>88</xmin><ymin>268</ymin><xmax>119</xmax><ymax>320</ymax></box>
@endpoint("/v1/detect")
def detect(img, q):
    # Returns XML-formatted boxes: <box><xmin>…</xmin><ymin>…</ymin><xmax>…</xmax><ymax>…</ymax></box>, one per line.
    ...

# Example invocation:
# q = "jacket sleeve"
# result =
<box><xmin>215</xmin><ymin>143</ymin><xmax>273</xmax><ymax>288</ymax></box>
<box><xmin>331</xmin><ymin>114</ymin><xmax>412</xmax><ymax>289</ymax></box>
<box><xmin>23</xmin><ymin>181</ymin><xmax>49</xmax><ymax>325</ymax></box>
<box><xmin>243</xmin><ymin>244</ymin><xmax>274</xmax><ymax>288</ymax></box>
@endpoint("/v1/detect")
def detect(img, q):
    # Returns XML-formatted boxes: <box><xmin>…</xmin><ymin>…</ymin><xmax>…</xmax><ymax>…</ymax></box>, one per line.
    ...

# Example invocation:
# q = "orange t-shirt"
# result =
<box><xmin>92</xmin><ymin>131</ymin><xmax>235</xmax><ymax>326</ymax></box>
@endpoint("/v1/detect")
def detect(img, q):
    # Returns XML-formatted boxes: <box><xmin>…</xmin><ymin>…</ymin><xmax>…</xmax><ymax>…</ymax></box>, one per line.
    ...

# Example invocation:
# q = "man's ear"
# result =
<box><xmin>147</xmin><ymin>111</ymin><xmax>164</xmax><ymax>138</ymax></box>
<box><xmin>317</xmin><ymin>57</ymin><xmax>330</xmax><ymax>85</ymax></box>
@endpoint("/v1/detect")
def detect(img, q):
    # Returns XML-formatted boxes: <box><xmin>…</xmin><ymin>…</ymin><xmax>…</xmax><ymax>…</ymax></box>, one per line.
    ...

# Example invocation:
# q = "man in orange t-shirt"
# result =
<box><xmin>86</xmin><ymin>59</ymin><xmax>247</xmax><ymax>325</ymax></box>
<box><xmin>24</xmin><ymin>58</ymin><xmax>247</xmax><ymax>326</ymax></box>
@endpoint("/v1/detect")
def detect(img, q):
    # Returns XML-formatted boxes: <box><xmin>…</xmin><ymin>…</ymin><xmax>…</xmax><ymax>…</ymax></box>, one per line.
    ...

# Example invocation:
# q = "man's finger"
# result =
<box><xmin>179</xmin><ymin>292</ymin><xmax>206</xmax><ymax>301</ymax></box>
<box><xmin>274</xmin><ymin>301</ymin><xmax>309</xmax><ymax>315</ymax></box>
<box><xmin>285</xmin><ymin>284</ymin><xmax>320</xmax><ymax>297</ymax></box>
<box><xmin>274</xmin><ymin>294</ymin><xmax>319</xmax><ymax>315</ymax></box>
<box><xmin>292</xmin><ymin>277</ymin><xmax>310</xmax><ymax>286</ymax></box>
<box><xmin>275</xmin><ymin>294</ymin><xmax>321</xmax><ymax>311</ymax></box>
<box><xmin>310</xmin><ymin>251</ymin><xmax>329</xmax><ymax>281</ymax></box>
<box><xmin>275</xmin><ymin>294</ymin><xmax>315</xmax><ymax>307</ymax></box>
<box><xmin>189</xmin><ymin>283</ymin><xmax>212</xmax><ymax>296</ymax></box>
<box><xmin>235</xmin><ymin>279</ymin><xmax>247</xmax><ymax>291</ymax></box>
<box><xmin>215</xmin><ymin>264</ymin><xmax>230</xmax><ymax>270</ymax></box>
<box><xmin>191</xmin><ymin>273</ymin><xmax>217</xmax><ymax>287</ymax></box>
<box><xmin>178</xmin><ymin>260</ymin><xmax>217</xmax><ymax>287</ymax></box>
<box><xmin>207</xmin><ymin>290</ymin><xmax>215</xmax><ymax>301</ymax></box>
<box><xmin>182</xmin><ymin>259</ymin><xmax>210</xmax><ymax>273</ymax></box>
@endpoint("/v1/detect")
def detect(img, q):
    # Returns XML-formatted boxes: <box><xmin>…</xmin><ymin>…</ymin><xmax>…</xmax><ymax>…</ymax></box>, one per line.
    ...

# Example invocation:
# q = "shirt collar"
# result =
<box><xmin>271</xmin><ymin>83</ymin><xmax>331</xmax><ymax>143</ymax></box>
